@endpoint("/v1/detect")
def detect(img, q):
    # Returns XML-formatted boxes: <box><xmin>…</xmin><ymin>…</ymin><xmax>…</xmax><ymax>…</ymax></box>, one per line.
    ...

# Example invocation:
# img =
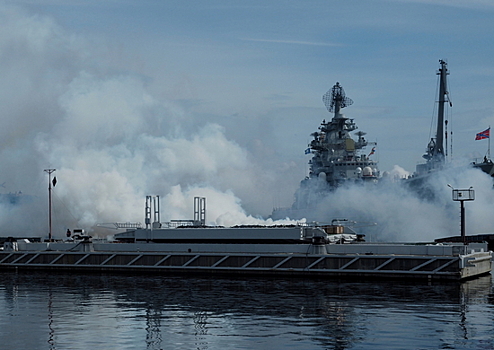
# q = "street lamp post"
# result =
<box><xmin>44</xmin><ymin>169</ymin><xmax>56</xmax><ymax>242</ymax></box>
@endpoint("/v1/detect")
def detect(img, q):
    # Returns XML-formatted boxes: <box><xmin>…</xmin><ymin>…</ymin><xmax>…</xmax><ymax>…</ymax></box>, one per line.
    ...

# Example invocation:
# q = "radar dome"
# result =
<box><xmin>363</xmin><ymin>166</ymin><xmax>373</xmax><ymax>176</ymax></box>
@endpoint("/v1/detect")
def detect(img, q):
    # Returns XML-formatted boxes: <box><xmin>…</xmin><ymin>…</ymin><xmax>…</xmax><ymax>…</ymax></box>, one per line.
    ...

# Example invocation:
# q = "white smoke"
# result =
<box><xmin>387</xmin><ymin>165</ymin><xmax>411</xmax><ymax>180</ymax></box>
<box><xmin>162</xmin><ymin>184</ymin><xmax>304</xmax><ymax>226</ymax></box>
<box><xmin>305</xmin><ymin>164</ymin><xmax>494</xmax><ymax>242</ymax></box>
<box><xmin>34</xmin><ymin>70</ymin><xmax>298</xmax><ymax>233</ymax></box>
<box><xmin>0</xmin><ymin>5</ymin><xmax>300</xmax><ymax>238</ymax></box>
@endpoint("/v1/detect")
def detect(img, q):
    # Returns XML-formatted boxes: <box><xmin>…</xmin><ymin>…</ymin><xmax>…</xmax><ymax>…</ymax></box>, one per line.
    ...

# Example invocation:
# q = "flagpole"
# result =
<box><xmin>44</xmin><ymin>169</ymin><xmax>56</xmax><ymax>242</ymax></box>
<box><xmin>489</xmin><ymin>126</ymin><xmax>491</xmax><ymax>160</ymax></box>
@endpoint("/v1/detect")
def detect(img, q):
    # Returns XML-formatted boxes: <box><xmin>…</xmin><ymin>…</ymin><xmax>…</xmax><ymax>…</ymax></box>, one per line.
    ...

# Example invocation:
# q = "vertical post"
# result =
<box><xmin>445</xmin><ymin>120</ymin><xmax>448</xmax><ymax>159</ymax></box>
<box><xmin>488</xmin><ymin>126</ymin><xmax>491</xmax><ymax>160</ymax></box>
<box><xmin>145</xmin><ymin>196</ymin><xmax>151</xmax><ymax>229</ymax></box>
<box><xmin>153</xmin><ymin>195</ymin><xmax>160</xmax><ymax>225</ymax></box>
<box><xmin>44</xmin><ymin>169</ymin><xmax>56</xmax><ymax>242</ymax></box>
<box><xmin>460</xmin><ymin>201</ymin><xmax>465</xmax><ymax>245</ymax></box>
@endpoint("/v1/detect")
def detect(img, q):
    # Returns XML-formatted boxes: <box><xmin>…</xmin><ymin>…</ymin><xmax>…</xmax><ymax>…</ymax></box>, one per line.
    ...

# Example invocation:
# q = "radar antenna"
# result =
<box><xmin>322</xmin><ymin>82</ymin><xmax>353</xmax><ymax>114</ymax></box>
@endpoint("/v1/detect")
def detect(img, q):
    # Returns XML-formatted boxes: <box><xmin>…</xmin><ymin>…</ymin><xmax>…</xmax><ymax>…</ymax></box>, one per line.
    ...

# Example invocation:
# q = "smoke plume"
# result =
<box><xmin>1</xmin><ymin>5</ymin><xmax>493</xmax><ymax>244</ymax></box>
<box><xmin>0</xmin><ymin>5</ymin><xmax>300</xmax><ymax>238</ymax></box>
<box><xmin>295</xmin><ymin>163</ymin><xmax>494</xmax><ymax>242</ymax></box>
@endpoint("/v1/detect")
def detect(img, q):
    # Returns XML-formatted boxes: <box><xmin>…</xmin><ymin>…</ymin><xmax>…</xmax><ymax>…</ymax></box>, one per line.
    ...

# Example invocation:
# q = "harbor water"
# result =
<box><xmin>0</xmin><ymin>272</ymin><xmax>493</xmax><ymax>349</ymax></box>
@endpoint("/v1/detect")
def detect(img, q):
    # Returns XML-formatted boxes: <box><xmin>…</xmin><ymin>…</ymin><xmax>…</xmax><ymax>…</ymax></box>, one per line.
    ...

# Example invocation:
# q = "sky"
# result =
<box><xmin>1</xmin><ymin>0</ymin><xmax>494</xmax><ymax>240</ymax></box>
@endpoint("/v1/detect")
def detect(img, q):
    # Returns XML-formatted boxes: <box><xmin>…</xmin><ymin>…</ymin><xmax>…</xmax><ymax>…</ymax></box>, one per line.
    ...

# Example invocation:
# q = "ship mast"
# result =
<box><xmin>422</xmin><ymin>59</ymin><xmax>450</xmax><ymax>169</ymax></box>
<box><xmin>433</xmin><ymin>59</ymin><xmax>448</xmax><ymax>160</ymax></box>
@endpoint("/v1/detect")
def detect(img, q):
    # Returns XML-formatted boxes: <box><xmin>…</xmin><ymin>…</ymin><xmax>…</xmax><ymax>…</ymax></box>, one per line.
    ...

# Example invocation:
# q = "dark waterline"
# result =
<box><xmin>0</xmin><ymin>272</ymin><xmax>493</xmax><ymax>349</ymax></box>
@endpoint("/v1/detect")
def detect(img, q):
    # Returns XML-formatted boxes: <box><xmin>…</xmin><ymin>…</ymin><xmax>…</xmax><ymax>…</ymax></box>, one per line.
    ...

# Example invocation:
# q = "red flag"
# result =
<box><xmin>475</xmin><ymin>128</ymin><xmax>490</xmax><ymax>140</ymax></box>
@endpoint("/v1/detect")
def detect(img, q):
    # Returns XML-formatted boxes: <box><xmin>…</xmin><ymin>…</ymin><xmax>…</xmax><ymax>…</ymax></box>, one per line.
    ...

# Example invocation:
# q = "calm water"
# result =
<box><xmin>0</xmin><ymin>272</ymin><xmax>493</xmax><ymax>350</ymax></box>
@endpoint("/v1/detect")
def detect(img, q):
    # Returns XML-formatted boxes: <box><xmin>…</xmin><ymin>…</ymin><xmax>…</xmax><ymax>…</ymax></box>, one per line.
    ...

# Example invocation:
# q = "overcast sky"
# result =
<box><xmin>1</xmin><ymin>0</ymin><xmax>494</xmax><ymax>236</ymax></box>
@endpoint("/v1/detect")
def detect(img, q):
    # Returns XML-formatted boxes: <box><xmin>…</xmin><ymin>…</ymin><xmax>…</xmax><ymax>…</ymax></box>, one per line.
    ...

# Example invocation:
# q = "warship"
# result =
<box><xmin>272</xmin><ymin>82</ymin><xmax>379</xmax><ymax>219</ymax></box>
<box><xmin>274</xmin><ymin>60</ymin><xmax>494</xmax><ymax>218</ymax></box>
<box><xmin>406</xmin><ymin>60</ymin><xmax>494</xmax><ymax>191</ymax></box>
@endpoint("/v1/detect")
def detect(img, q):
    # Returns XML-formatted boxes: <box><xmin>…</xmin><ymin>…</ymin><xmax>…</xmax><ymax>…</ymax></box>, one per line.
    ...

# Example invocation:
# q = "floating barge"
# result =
<box><xmin>1</xmin><ymin>229</ymin><xmax>491</xmax><ymax>281</ymax></box>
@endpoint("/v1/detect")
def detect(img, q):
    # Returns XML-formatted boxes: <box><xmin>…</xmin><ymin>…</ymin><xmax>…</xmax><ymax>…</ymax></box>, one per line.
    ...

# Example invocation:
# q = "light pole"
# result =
<box><xmin>448</xmin><ymin>185</ymin><xmax>474</xmax><ymax>244</ymax></box>
<box><xmin>44</xmin><ymin>169</ymin><xmax>56</xmax><ymax>242</ymax></box>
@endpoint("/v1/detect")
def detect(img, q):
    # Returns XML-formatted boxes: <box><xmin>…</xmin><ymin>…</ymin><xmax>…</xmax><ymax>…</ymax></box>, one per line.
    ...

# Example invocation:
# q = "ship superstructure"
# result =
<box><xmin>414</xmin><ymin>59</ymin><xmax>450</xmax><ymax>177</ymax></box>
<box><xmin>409</xmin><ymin>59</ymin><xmax>494</xmax><ymax>183</ymax></box>
<box><xmin>292</xmin><ymin>83</ymin><xmax>379</xmax><ymax>209</ymax></box>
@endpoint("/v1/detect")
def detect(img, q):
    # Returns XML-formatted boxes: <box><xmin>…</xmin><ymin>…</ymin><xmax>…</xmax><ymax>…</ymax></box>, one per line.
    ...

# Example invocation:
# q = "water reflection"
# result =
<box><xmin>0</xmin><ymin>272</ymin><xmax>492</xmax><ymax>349</ymax></box>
